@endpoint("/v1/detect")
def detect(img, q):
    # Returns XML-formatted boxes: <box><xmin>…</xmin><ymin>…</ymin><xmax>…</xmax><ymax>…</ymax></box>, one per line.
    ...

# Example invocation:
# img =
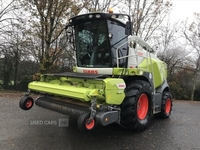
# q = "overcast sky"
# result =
<box><xmin>170</xmin><ymin>0</ymin><xmax>200</xmax><ymax>22</ymax></box>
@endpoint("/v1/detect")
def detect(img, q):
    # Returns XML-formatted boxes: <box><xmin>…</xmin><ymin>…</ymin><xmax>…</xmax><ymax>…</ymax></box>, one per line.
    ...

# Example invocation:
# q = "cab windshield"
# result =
<box><xmin>75</xmin><ymin>19</ymin><xmax>128</xmax><ymax>68</ymax></box>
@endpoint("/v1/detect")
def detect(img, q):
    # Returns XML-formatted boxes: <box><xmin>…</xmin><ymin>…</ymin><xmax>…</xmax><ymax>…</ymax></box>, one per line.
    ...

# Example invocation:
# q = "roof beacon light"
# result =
<box><xmin>108</xmin><ymin>8</ymin><xmax>114</xmax><ymax>13</ymax></box>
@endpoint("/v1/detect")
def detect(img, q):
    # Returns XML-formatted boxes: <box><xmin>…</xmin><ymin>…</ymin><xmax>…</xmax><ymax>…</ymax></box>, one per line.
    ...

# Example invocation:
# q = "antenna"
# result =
<box><xmin>128</xmin><ymin>0</ymin><xmax>131</xmax><ymax>16</ymax></box>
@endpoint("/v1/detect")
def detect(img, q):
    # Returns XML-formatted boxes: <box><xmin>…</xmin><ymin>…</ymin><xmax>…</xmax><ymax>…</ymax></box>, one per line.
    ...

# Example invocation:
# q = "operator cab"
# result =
<box><xmin>66</xmin><ymin>12</ymin><xmax>132</xmax><ymax>68</ymax></box>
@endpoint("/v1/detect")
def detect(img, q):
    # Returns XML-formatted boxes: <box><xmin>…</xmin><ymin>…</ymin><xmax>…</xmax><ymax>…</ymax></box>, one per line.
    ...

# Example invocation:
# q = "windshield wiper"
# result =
<box><xmin>111</xmin><ymin>35</ymin><xmax>129</xmax><ymax>48</ymax></box>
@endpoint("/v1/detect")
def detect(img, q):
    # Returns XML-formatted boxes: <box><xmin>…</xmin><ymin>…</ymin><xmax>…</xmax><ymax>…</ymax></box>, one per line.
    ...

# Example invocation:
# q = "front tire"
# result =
<box><xmin>19</xmin><ymin>96</ymin><xmax>34</xmax><ymax>110</ymax></box>
<box><xmin>120</xmin><ymin>80</ymin><xmax>152</xmax><ymax>132</ymax></box>
<box><xmin>77</xmin><ymin>112</ymin><xmax>96</xmax><ymax>132</ymax></box>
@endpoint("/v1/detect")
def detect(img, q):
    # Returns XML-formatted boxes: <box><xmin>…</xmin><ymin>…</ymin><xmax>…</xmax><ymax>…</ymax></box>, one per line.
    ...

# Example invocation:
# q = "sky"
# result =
<box><xmin>170</xmin><ymin>0</ymin><xmax>200</xmax><ymax>22</ymax></box>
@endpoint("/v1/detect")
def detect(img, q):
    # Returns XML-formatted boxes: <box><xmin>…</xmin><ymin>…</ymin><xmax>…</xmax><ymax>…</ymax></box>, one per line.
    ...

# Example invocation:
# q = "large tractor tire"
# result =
<box><xmin>159</xmin><ymin>91</ymin><xmax>172</xmax><ymax>119</ymax></box>
<box><xmin>120</xmin><ymin>80</ymin><xmax>152</xmax><ymax>132</ymax></box>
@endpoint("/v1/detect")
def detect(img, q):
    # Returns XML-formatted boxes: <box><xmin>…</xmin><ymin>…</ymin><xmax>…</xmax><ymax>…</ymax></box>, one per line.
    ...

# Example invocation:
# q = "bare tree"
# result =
<box><xmin>0</xmin><ymin>0</ymin><xmax>18</xmax><ymax>50</ymax></box>
<box><xmin>0</xmin><ymin>0</ymin><xmax>16</xmax><ymax>25</ymax></box>
<box><xmin>19</xmin><ymin>0</ymin><xmax>75</xmax><ymax>73</ymax></box>
<box><xmin>83</xmin><ymin>0</ymin><xmax>120</xmax><ymax>12</ymax></box>
<box><xmin>64</xmin><ymin>0</ymin><xmax>122</xmax><ymax>17</ymax></box>
<box><xmin>155</xmin><ymin>20</ymin><xmax>191</xmax><ymax>80</ymax></box>
<box><xmin>0</xmin><ymin>0</ymin><xmax>22</xmax><ymax>88</ymax></box>
<box><xmin>183</xmin><ymin>13</ymin><xmax>200</xmax><ymax>101</ymax></box>
<box><xmin>123</xmin><ymin>0</ymin><xmax>172</xmax><ymax>42</ymax></box>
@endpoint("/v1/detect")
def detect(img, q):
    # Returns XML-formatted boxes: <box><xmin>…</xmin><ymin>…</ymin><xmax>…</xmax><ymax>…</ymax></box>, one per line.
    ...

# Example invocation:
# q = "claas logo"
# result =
<box><xmin>116</xmin><ymin>83</ymin><xmax>126</xmax><ymax>89</ymax></box>
<box><xmin>83</xmin><ymin>70</ymin><xmax>98</xmax><ymax>74</ymax></box>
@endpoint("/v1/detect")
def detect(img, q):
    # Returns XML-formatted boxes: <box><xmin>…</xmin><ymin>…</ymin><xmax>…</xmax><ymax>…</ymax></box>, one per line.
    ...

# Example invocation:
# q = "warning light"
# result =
<box><xmin>108</xmin><ymin>8</ymin><xmax>114</xmax><ymax>13</ymax></box>
<box><xmin>105</xmin><ymin>118</ymin><xmax>108</xmax><ymax>121</ymax></box>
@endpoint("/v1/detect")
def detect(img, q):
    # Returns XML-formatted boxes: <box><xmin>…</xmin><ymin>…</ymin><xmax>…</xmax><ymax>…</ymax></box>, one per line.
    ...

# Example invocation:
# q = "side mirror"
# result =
<box><xmin>125</xmin><ymin>21</ymin><xmax>133</xmax><ymax>35</ymax></box>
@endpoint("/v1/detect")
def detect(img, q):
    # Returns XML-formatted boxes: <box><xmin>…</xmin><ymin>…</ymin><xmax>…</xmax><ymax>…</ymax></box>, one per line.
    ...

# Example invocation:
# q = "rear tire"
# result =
<box><xmin>120</xmin><ymin>80</ymin><xmax>152</xmax><ymax>132</ymax></box>
<box><xmin>160</xmin><ymin>91</ymin><xmax>172</xmax><ymax>119</ymax></box>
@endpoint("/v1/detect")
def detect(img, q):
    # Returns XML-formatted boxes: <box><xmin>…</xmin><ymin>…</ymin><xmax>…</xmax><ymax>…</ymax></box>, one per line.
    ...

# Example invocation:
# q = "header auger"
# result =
<box><xmin>20</xmin><ymin>11</ymin><xmax>172</xmax><ymax>132</ymax></box>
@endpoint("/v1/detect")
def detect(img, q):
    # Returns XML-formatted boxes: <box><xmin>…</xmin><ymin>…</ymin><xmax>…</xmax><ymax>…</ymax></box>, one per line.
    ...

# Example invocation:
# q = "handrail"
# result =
<box><xmin>115</xmin><ymin>35</ymin><xmax>152</xmax><ymax>71</ymax></box>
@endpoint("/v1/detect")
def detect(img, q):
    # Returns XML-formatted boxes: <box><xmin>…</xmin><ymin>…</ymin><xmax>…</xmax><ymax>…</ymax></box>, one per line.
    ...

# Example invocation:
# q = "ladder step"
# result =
<box><xmin>155</xmin><ymin>105</ymin><xmax>160</xmax><ymax>111</ymax></box>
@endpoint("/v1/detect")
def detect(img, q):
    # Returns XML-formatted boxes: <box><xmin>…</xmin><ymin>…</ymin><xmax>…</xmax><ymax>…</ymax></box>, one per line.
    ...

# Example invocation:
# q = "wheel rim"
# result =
<box><xmin>137</xmin><ymin>94</ymin><xmax>149</xmax><ymax>120</ymax></box>
<box><xmin>85</xmin><ymin>118</ymin><xmax>95</xmax><ymax>130</ymax></box>
<box><xmin>165</xmin><ymin>98</ymin><xmax>171</xmax><ymax>114</ymax></box>
<box><xmin>25</xmin><ymin>99</ymin><xmax>33</xmax><ymax>108</ymax></box>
